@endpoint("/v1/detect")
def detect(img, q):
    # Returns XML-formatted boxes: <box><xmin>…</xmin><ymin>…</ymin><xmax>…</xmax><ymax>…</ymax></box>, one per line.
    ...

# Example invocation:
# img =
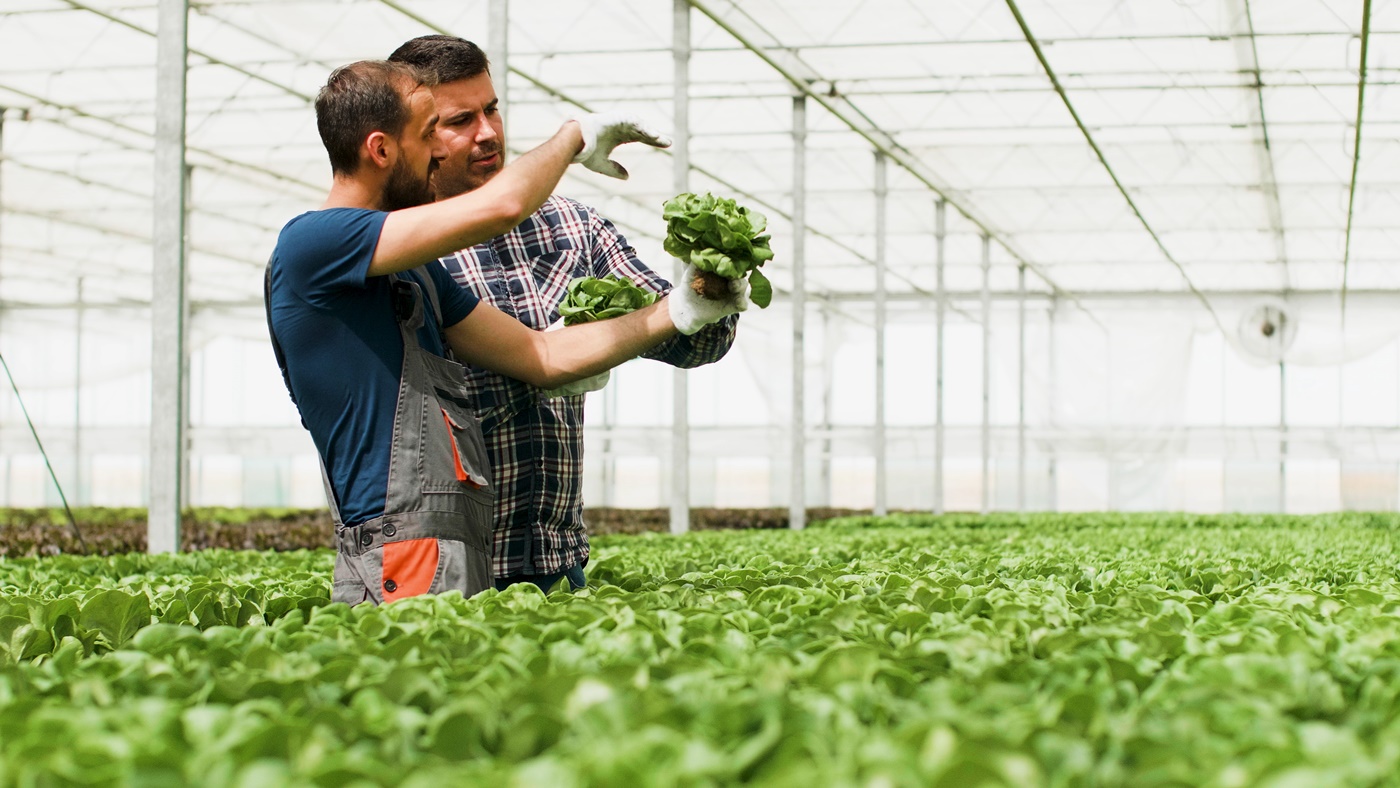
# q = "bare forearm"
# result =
<box><xmin>446</xmin><ymin>298</ymin><xmax>678</xmax><ymax>389</ymax></box>
<box><xmin>371</xmin><ymin>122</ymin><xmax>584</xmax><ymax>276</ymax></box>
<box><xmin>535</xmin><ymin>301</ymin><xmax>679</xmax><ymax>384</ymax></box>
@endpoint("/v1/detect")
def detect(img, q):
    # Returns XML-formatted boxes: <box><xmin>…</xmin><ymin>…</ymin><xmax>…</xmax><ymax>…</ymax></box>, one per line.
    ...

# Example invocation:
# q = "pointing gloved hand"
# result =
<box><xmin>667</xmin><ymin>264</ymin><xmax>749</xmax><ymax>336</ymax></box>
<box><xmin>572</xmin><ymin>112</ymin><xmax>672</xmax><ymax>179</ymax></box>
<box><xmin>539</xmin><ymin>319</ymin><xmax>611</xmax><ymax>398</ymax></box>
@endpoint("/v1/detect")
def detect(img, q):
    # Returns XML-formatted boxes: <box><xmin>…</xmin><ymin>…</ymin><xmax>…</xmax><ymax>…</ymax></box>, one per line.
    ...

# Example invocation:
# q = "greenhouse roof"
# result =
<box><xmin>0</xmin><ymin>0</ymin><xmax>1393</xmax><ymax>322</ymax></box>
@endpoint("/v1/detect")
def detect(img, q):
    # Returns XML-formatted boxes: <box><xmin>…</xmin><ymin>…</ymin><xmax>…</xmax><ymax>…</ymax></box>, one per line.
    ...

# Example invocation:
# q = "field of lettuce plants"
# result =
<box><xmin>2</xmin><ymin>512</ymin><xmax>1400</xmax><ymax>786</ymax></box>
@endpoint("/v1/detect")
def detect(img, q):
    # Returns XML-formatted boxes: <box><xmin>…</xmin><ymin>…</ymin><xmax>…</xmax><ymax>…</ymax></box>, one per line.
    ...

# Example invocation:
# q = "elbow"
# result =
<box><xmin>521</xmin><ymin>336</ymin><xmax>569</xmax><ymax>388</ymax></box>
<box><xmin>531</xmin><ymin>362</ymin><xmax>577</xmax><ymax>390</ymax></box>
<box><xmin>486</xmin><ymin>195</ymin><xmax>529</xmax><ymax>237</ymax></box>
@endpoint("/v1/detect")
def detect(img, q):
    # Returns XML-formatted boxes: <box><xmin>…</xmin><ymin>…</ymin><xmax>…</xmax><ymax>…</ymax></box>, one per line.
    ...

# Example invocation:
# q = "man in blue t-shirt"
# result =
<box><xmin>267</xmin><ymin>60</ymin><xmax>746</xmax><ymax>605</ymax></box>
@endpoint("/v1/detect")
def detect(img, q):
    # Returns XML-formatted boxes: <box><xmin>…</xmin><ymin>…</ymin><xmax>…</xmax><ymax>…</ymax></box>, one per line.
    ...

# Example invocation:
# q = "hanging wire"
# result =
<box><xmin>0</xmin><ymin>350</ymin><xmax>88</xmax><ymax>552</ymax></box>
<box><xmin>1339</xmin><ymin>0</ymin><xmax>1373</xmax><ymax>322</ymax></box>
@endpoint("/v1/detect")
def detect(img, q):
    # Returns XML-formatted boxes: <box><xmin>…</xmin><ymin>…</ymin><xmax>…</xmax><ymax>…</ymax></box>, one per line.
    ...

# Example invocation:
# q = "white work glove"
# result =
<box><xmin>539</xmin><ymin>319</ymin><xmax>611</xmax><ymax>398</ymax></box>
<box><xmin>667</xmin><ymin>264</ymin><xmax>749</xmax><ymax>336</ymax></box>
<box><xmin>572</xmin><ymin>112</ymin><xmax>672</xmax><ymax>180</ymax></box>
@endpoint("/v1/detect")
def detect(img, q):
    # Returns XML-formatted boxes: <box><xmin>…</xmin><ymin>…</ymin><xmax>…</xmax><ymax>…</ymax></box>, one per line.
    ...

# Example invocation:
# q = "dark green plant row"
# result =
<box><xmin>2</xmin><ymin>515</ymin><xmax>1400</xmax><ymax>785</ymax></box>
<box><xmin>0</xmin><ymin>507</ymin><xmax>870</xmax><ymax>557</ymax></box>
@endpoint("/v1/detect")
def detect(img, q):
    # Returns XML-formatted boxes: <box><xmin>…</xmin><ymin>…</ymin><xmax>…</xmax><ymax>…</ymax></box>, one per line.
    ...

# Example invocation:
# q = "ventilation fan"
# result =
<box><xmin>1235</xmin><ymin>298</ymin><xmax>1298</xmax><ymax>363</ymax></box>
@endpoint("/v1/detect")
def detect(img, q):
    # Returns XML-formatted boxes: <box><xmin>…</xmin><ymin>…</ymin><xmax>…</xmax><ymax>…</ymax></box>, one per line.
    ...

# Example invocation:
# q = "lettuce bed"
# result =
<box><xmin>2</xmin><ymin>514</ymin><xmax>1399</xmax><ymax>786</ymax></box>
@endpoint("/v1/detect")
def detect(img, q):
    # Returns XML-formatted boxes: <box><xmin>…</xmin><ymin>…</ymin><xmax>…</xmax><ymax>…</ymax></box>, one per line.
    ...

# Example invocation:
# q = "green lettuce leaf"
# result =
<box><xmin>663</xmin><ymin>192</ymin><xmax>776</xmax><ymax>309</ymax></box>
<box><xmin>558</xmin><ymin>276</ymin><xmax>658</xmax><ymax>326</ymax></box>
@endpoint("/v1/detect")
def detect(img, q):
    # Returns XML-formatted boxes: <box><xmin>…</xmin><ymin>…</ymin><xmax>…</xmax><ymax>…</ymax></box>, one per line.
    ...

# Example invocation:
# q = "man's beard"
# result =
<box><xmin>383</xmin><ymin>156</ymin><xmax>435</xmax><ymax>211</ymax></box>
<box><xmin>432</xmin><ymin>142</ymin><xmax>503</xmax><ymax>200</ymax></box>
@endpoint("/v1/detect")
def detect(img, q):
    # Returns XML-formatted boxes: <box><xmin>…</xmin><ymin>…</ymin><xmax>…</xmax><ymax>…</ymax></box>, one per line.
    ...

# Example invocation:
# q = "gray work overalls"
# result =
<box><xmin>268</xmin><ymin>266</ymin><xmax>495</xmax><ymax>605</ymax></box>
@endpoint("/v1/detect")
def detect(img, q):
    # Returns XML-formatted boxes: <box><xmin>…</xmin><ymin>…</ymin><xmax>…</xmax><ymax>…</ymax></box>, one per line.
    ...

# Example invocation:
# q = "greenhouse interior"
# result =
<box><xmin>6</xmin><ymin>1</ymin><xmax>1400</xmax><ymax>785</ymax></box>
<box><xmin>0</xmin><ymin>0</ymin><xmax>1395</xmax><ymax>526</ymax></box>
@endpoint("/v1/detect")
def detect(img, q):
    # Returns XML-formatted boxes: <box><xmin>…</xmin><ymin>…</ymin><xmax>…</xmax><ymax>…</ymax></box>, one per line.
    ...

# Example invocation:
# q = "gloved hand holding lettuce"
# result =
<box><xmin>551</xmin><ymin>191</ymin><xmax>770</xmax><ymax>347</ymax></box>
<box><xmin>662</xmin><ymin>192</ymin><xmax>774</xmax><ymax>309</ymax></box>
<box><xmin>557</xmin><ymin>275</ymin><xmax>659</xmax><ymax>325</ymax></box>
<box><xmin>539</xmin><ymin>277</ymin><xmax>659</xmax><ymax>398</ymax></box>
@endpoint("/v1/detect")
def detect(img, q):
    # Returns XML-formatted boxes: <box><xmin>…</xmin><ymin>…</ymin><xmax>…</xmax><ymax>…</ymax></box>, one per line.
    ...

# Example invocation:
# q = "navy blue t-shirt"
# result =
<box><xmin>268</xmin><ymin>208</ymin><xmax>479</xmax><ymax>526</ymax></box>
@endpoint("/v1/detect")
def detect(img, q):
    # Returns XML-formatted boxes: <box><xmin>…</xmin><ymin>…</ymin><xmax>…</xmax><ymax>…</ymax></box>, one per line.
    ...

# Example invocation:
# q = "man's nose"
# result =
<box><xmin>476</xmin><ymin>121</ymin><xmax>498</xmax><ymax>143</ymax></box>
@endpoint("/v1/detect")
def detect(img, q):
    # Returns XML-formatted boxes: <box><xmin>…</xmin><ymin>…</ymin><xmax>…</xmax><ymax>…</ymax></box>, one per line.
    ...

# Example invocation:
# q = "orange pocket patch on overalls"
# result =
<box><xmin>381</xmin><ymin>538</ymin><xmax>440</xmax><ymax>602</ymax></box>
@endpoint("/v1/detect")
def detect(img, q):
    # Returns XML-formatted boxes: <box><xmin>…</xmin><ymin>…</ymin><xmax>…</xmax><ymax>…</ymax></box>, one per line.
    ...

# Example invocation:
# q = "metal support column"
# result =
<box><xmin>181</xmin><ymin>163</ymin><xmax>193</xmax><ymax>510</ymax></box>
<box><xmin>873</xmin><ymin>151</ymin><xmax>888</xmax><ymax>516</ymax></box>
<box><xmin>820</xmin><ymin>306</ymin><xmax>833</xmax><ymax>506</ymax></box>
<box><xmin>601</xmin><ymin>386</ymin><xmax>616</xmax><ymax>508</ymax></box>
<box><xmin>1105</xmin><ymin>327</ymin><xmax>1115</xmax><ymax>510</ymax></box>
<box><xmin>0</xmin><ymin>107</ymin><xmax>23</xmax><ymax>338</ymax></box>
<box><xmin>1279</xmin><ymin>361</ymin><xmax>1287</xmax><ymax>512</ymax></box>
<box><xmin>0</xmin><ymin>104</ymin><xmax>6</xmax><ymax>509</ymax></box>
<box><xmin>75</xmin><ymin>277</ymin><xmax>84</xmax><ymax>505</ymax></box>
<box><xmin>149</xmin><ymin>0</ymin><xmax>189</xmax><ymax>554</ymax></box>
<box><xmin>933</xmin><ymin>199</ymin><xmax>946</xmax><ymax>515</ymax></box>
<box><xmin>1047</xmin><ymin>296</ymin><xmax>1058</xmax><ymax>510</ymax></box>
<box><xmin>670</xmin><ymin>0</ymin><xmax>691</xmax><ymax>534</ymax></box>
<box><xmin>789</xmin><ymin>93</ymin><xmax>807</xmax><ymax>530</ymax></box>
<box><xmin>1017</xmin><ymin>263</ymin><xmax>1026</xmax><ymax>511</ymax></box>
<box><xmin>0</xmin><ymin>110</ymin><xmax>5</xmax><ymax>304</ymax></box>
<box><xmin>488</xmin><ymin>0</ymin><xmax>509</xmax><ymax>130</ymax></box>
<box><xmin>979</xmin><ymin>234</ymin><xmax>991</xmax><ymax>514</ymax></box>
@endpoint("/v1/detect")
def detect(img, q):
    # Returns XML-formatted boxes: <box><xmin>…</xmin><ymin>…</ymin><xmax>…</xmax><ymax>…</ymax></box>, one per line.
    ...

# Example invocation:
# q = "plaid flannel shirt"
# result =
<box><xmin>439</xmin><ymin>195</ymin><xmax>738</xmax><ymax>579</ymax></box>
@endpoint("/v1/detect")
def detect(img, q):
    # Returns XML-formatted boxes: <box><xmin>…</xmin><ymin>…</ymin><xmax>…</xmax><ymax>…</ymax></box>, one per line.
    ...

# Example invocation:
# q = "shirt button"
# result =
<box><xmin>360</xmin><ymin>532</ymin><xmax>373</xmax><ymax>547</ymax></box>
<box><xmin>384</xmin><ymin>579</ymin><xmax>397</xmax><ymax>593</ymax></box>
<box><xmin>383</xmin><ymin>524</ymin><xmax>397</xmax><ymax>538</ymax></box>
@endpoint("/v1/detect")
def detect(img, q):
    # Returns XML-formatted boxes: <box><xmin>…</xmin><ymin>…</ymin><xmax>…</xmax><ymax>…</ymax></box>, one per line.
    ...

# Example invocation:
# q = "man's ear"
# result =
<box><xmin>364</xmin><ymin>130</ymin><xmax>394</xmax><ymax>170</ymax></box>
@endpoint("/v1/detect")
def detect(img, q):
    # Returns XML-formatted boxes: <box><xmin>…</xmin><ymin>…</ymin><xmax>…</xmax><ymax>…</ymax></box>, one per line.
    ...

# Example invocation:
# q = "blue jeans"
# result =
<box><xmin>495</xmin><ymin>563</ymin><xmax>586</xmax><ymax>593</ymax></box>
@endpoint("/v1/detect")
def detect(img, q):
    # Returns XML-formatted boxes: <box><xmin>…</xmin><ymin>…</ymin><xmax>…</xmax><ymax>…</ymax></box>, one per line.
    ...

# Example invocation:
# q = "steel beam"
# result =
<box><xmin>0</xmin><ymin>84</ymin><xmax>320</xmax><ymax>196</ymax></box>
<box><xmin>149</xmin><ymin>0</ymin><xmax>188</xmax><ymax>554</ymax></box>
<box><xmin>873</xmin><ymin>151</ymin><xmax>888</xmax><ymax>517</ymax></box>
<box><xmin>933</xmin><ymin>199</ymin><xmax>946</xmax><ymax>516</ymax></box>
<box><xmin>494</xmin><ymin>29</ymin><xmax>1400</xmax><ymax>57</ymax></box>
<box><xmin>1017</xmin><ymin>262</ymin><xmax>1026</xmax><ymax>511</ymax></box>
<box><xmin>1105</xmin><ymin>326</ymin><xmax>1116</xmax><ymax>510</ymax></box>
<box><xmin>1232</xmin><ymin>0</ymin><xmax>1290</xmax><ymax>291</ymax></box>
<box><xmin>670</xmin><ymin>0</ymin><xmax>690</xmax><ymax>535</ymax></box>
<box><xmin>74</xmin><ymin>277</ymin><xmax>83</xmax><ymax>504</ymax></box>
<box><xmin>819</xmin><ymin>306</ymin><xmax>833</xmax><ymax>507</ymax></box>
<box><xmin>1002</xmin><ymin>0</ymin><xmax>1219</xmax><ymax>331</ymax></box>
<box><xmin>0</xmin><ymin>110</ymin><xmax>5</xmax><ymax>305</ymax></box>
<box><xmin>1047</xmin><ymin>296</ymin><xmax>1058</xmax><ymax>510</ymax></box>
<box><xmin>1341</xmin><ymin>0</ymin><xmax>1375</xmax><ymax>313</ymax></box>
<box><xmin>686</xmin><ymin>0</ymin><xmax>1093</xmax><ymax>320</ymax></box>
<box><xmin>980</xmin><ymin>234</ymin><xmax>991</xmax><ymax>515</ymax></box>
<box><xmin>488</xmin><ymin>0</ymin><xmax>509</xmax><ymax>131</ymax></box>
<box><xmin>1279</xmin><ymin>361</ymin><xmax>1287</xmax><ymax>512</ymax></box>
<box><xmin>790</xmin><ymin>93</ymin><xmax>807</xmax><ymax>530</ymax></box>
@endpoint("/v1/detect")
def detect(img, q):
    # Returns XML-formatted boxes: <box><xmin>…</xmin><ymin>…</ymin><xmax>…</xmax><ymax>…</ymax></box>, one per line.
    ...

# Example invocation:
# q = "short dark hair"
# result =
<box><xmin>314</xmin><ymin>60</ymin><xmax>433</xmax><ymax>176</ymax></box>
<box><xmin>388</xmin><ymin>35</ymin><xmax>492</xmax><ymax>84</ymax></box>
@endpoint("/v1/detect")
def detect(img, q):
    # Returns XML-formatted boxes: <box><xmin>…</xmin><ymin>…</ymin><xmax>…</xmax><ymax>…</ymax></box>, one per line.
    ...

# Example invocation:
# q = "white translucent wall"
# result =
<box><xmin>3</xmin><ymin>286</ymin><xmax>1399</xmax><ymax>513</ymax></box>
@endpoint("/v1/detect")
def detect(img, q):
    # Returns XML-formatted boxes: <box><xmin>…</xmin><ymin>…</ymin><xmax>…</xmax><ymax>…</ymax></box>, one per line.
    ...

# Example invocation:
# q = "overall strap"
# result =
<box><xmin>390</xmin><ymin>268</ymin><xmax>453</xmax><ymax>361</ymax></box>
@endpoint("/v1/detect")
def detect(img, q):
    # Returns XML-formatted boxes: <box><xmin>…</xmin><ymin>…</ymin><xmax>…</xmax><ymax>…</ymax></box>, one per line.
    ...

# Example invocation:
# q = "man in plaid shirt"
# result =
<box><xmin>390</xmin><ymin>36</ymin><xmax>738</xmax><ymax>592</ymax></box>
